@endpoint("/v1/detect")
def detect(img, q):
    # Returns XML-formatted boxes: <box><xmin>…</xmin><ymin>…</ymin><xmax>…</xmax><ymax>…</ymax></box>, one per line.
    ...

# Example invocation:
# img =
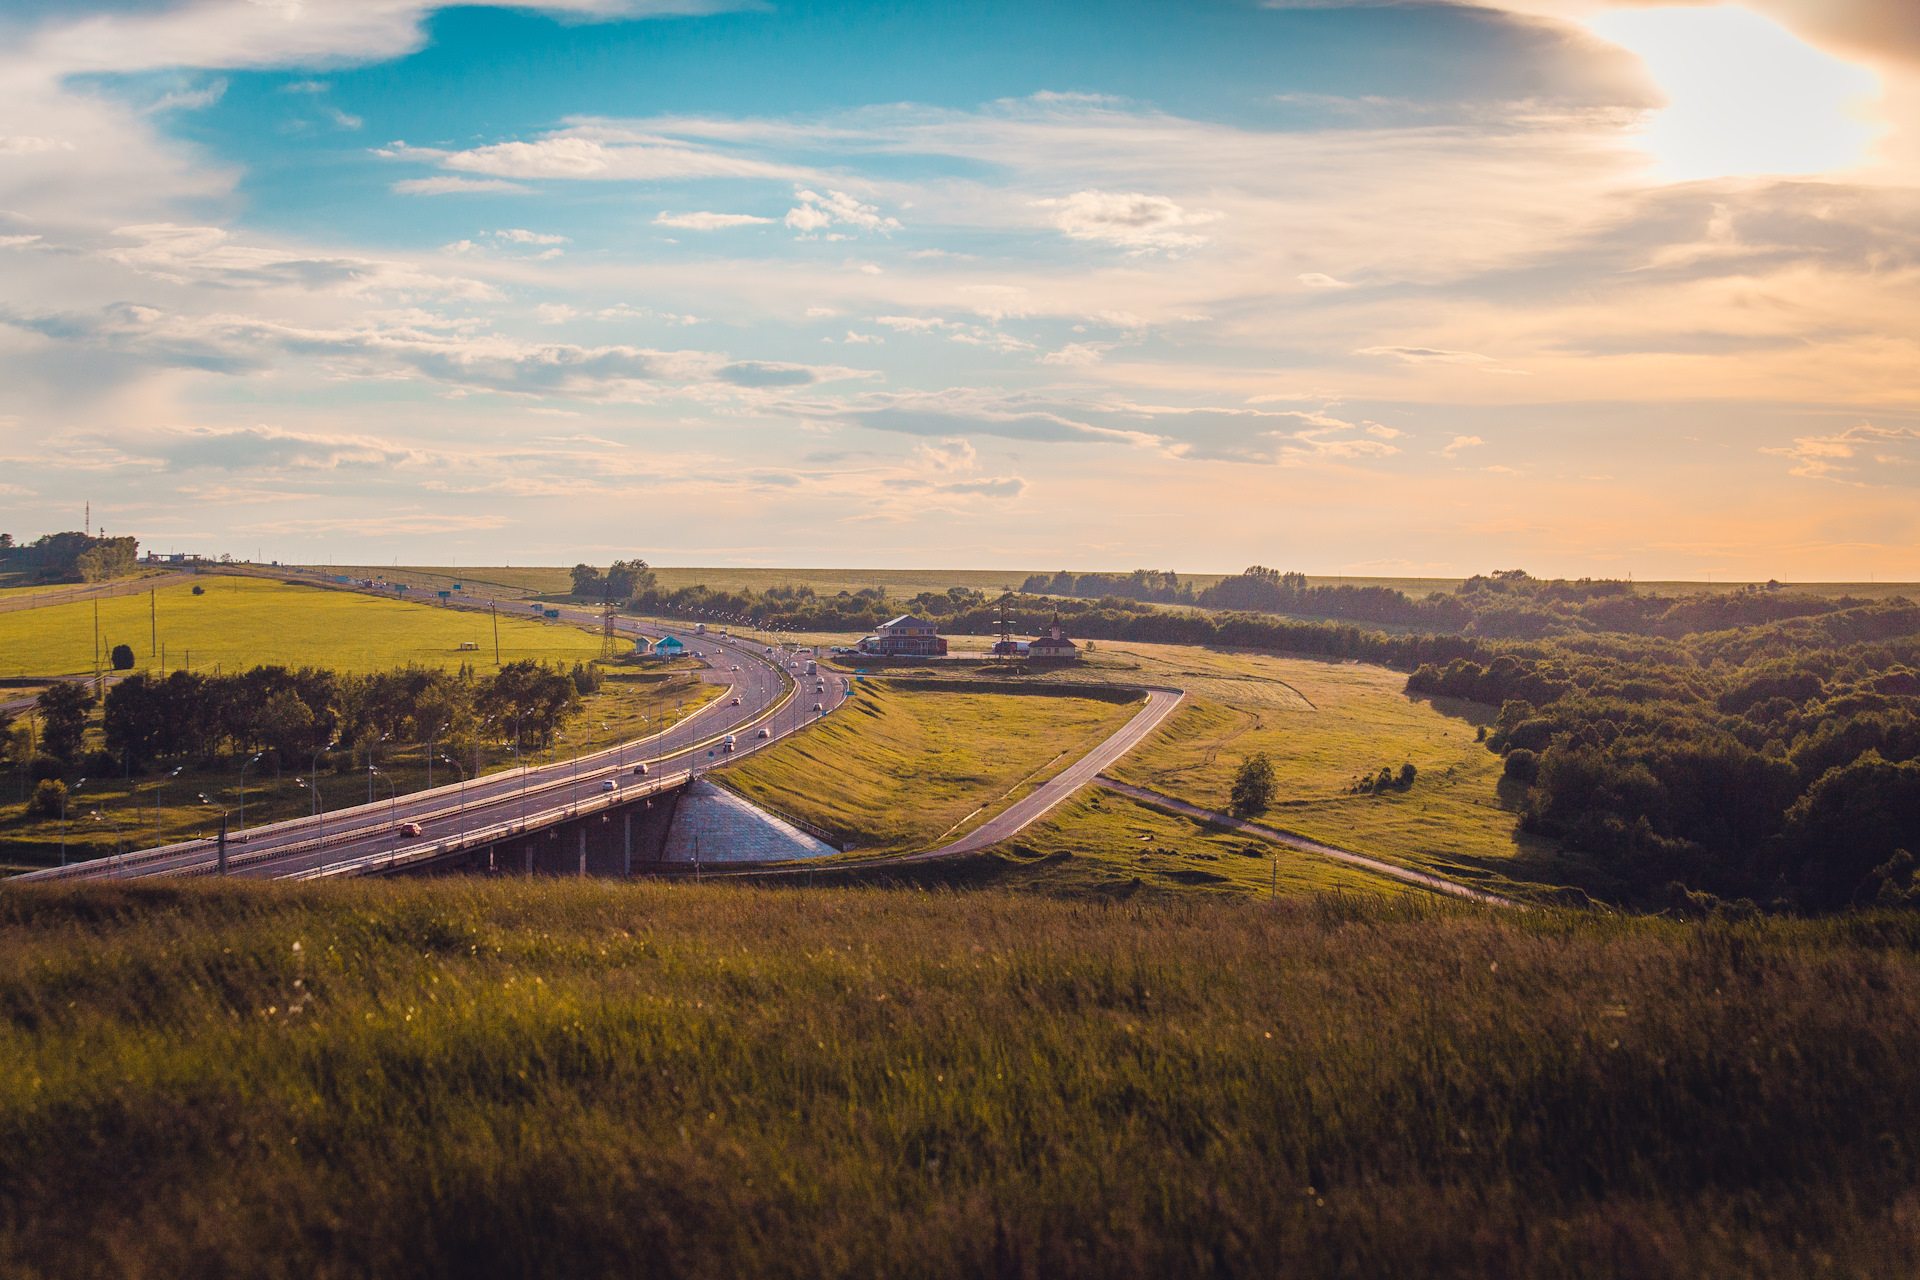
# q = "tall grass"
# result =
<box><xmin>1</xmin><ymin>881</ymin><xmax>1917</xmax><ymax>1277</ymax></box>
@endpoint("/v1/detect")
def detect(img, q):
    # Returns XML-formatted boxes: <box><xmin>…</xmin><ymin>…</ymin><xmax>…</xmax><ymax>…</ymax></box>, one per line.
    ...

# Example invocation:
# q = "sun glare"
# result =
<box><xmin>1588</xmin><ymin>5</ymin><xmax>1881</xmax><ymax>181</ymax></box>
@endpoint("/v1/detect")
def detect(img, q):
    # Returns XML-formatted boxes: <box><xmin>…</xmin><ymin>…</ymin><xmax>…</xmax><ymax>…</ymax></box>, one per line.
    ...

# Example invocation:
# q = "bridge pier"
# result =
<box><xmin>395</xmin><ymin>785</ymin><xmax>688</xmax><ymax>879</ymax></box>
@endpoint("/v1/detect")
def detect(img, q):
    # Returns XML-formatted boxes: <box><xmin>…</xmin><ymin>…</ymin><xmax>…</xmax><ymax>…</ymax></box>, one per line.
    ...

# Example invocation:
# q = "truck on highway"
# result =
<box><xmin>695</xmin><ymin>622</ymin><xmax>707</xmax><ymax>635</ymax></box>
<box><xmin>722</xmin><ymin>733</ymin><xmax>736</xmax><ymax>753</ymax></box>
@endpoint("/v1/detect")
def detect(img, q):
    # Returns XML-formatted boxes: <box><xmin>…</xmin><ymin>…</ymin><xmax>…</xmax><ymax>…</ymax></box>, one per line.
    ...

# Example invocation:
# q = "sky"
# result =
<box><xmin>1</xmin><ymin>0</ymin><xmax>1918</xmax><ymax>580</ymax></box>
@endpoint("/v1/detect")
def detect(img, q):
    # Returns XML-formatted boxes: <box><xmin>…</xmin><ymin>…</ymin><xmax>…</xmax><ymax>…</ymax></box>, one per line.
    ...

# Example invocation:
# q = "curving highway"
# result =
<box><xmin>19</xmin><ymin>614</ymin><xmax>848</xmax><ymax>882</ymax></box>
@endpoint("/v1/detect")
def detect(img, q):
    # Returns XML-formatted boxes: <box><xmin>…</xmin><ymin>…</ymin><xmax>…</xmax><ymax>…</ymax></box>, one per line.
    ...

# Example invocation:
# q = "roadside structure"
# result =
<box><xmin>653</xmin><ymin>635</ymin><xmax>686</xmax><ymax>658</ymax></box>
<box><xmin>857</xmin><ymin>614</ymin><xmax>949</xmax><ymax>657</ymax></box>
<box><xmin>1029</xmin><ymin>613</ymin><xmax>1079</xmax><ymax>658</ymax></box>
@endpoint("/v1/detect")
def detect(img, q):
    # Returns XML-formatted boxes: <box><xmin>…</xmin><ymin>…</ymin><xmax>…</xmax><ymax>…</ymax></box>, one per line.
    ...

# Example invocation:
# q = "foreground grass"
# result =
<box><xmin>2</xmin><ymin>880</ymin><xmax>1918</xmax><ymax>1278</ymax></box>
<box><xmin>0</xmin><ymin>575</ymin><xmax>604</xmax><ymax>678</ymax></box>
<box><xmin>720</xmin><ymin>680</ymin><xmax>1140</xmax><ymax>855</ymax></box>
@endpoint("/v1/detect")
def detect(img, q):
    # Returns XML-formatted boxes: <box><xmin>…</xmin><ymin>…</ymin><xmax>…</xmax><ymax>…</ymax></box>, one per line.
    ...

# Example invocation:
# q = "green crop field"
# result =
<box><xmin>718</xmin><ymin>680</ymin><xmax>1140</xmax><ymax>855</ymax></box>
<box><xmin>2</xmin><ymin>879</ymin><xmax>1917</xmax><ymax>1278</ymax></box>
<box><xmin>0</xmin><ymin>575</ymin><xmax>605</xmax><ymax>679</ymax></box>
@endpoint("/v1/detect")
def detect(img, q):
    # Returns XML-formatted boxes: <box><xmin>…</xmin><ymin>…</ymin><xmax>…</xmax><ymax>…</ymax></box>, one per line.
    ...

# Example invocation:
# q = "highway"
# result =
<box><xmin>19</xmin><ymin>612</ymin><xmax>848</xmax><ymax>882</ymax></box>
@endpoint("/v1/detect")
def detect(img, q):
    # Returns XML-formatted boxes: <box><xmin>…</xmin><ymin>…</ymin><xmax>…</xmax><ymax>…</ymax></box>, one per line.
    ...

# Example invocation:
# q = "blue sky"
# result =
<box><xmin>2</xmin><ymin>0</ymin><xmax>1918</xmax><ymax>578</ymax></box>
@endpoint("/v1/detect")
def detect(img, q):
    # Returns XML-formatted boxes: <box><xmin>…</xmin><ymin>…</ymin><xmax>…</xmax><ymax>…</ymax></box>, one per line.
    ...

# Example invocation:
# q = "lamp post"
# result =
<box><xmin>60</xmin><ymin>778</ymin><xmax>87</xmax><ymax>867</ymax></box>
<box><xmin>372</xmin><ymin>767</ymin><xmax>397</xmax><ymax>868</ymax></box>
<box><xmin>237</xmin><ymin>751</ymin><xmax>265</xmax><ymax>835</ymax></box>
<box><xmin>155</xmin><ymin>765</ymin><xmax>182</xmax><ymax>848</ymax></box>
<box><xmin>439</xmin><ymin>753</ymin><xmax>468</xmax><ymax>838</ymax></box>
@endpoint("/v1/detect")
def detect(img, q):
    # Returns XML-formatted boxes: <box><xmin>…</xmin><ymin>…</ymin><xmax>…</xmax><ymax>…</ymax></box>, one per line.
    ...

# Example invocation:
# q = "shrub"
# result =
<box><xmin>1398</xmin><ymin>762</ymin><xmax>1417</xmax><ymax>788</ymax></box>
<box><xmin>1229</xmin><ymin>752</ymin><xmax>1275</xmax><ymax>817</ymax></box>
<box><xmin>191</xmin><ymin>585</ymin><xmax>204</xmax><ymax>595</ymax></box>
<box><xmin>110</xmin><ymin>644</ymin><xmax>135</xmax><ymax>671</ymax></box>
<box><xmin>1504</xmin><ymin>748</ymin><xmax>1540</xmax><ymax>784</ymax></box>
<box><xmin>27</xmin><ymin>778</ymin><xmax>66</xmax><ymax>818</ymax></box>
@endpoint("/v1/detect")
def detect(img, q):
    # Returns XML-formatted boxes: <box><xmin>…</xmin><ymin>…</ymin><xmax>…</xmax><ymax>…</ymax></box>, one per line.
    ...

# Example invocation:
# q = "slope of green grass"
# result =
<box><xmin>0</xmin><ymin>575</ymin><xmax>604</xmax><ymax>678</ymax></box>
<box><xmin>718</xmin><ymin>680</ymin><xmax>1140</xmax><ymax>855</ymax></box>
<box><xmin>2</xmin><ymin>880</ymin><xmax>1918</xmax><ymax>1278</ymax></box>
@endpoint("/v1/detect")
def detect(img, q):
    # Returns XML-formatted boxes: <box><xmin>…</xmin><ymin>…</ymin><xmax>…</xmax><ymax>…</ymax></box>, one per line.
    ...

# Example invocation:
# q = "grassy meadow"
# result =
<box><xmin>2</xmin><ymin>879</ymin><xmax>1918</xmax><ymax>1278</ymax></box>
<box><xmin>0</xmin><ymin>575</ymin><xmax>605</xmax><ymax>678</ymax></box>
<box><xmin>0</xmin><ymin>670</ymin><xmax>722</xmax><ymax>870</ymax></box>
<box><xmin>719</xmin><ymin>680</ymin><xmax>1140</xmax><ymax>855</ymax></box>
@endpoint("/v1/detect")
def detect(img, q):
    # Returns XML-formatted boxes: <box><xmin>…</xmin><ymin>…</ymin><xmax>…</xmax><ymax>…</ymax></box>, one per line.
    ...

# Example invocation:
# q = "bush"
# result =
<box><xmin>27</xmin><ymin>778</ymin><xmax>66</xmax><ymax>818</ymax></box>
<box><xmin>1229</xmin><ymin>752</ymin><xmax>1275</xmax><ymax>817</ymax></box>
<box><xmin>110</xmin><ymin>644</ymin><xmax>134</xmax><ymax>671</ymax></box>
<box><xmin>1504</xmin><ymin>748</ymin><xmax>1540</xmax><ymax>784</ymax></box>
<box><xmin>191</xmin><ymin>585</ymin><xmax>204</xmax><ymax>595</ymax></box>
<box><xmin>1398</xmin><ymin>762</ymin><xmax>1417</xmax><ymax>787</ymax></box>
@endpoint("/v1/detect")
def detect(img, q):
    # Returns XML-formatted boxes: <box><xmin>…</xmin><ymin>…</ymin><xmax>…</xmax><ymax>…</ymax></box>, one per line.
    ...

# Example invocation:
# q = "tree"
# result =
<box><xmin>28</xmin><ymin>778</ymin><xmax>66</xmax><ymax>818</ymax></box>
<box><xmin>605</xmin><ymin>558</ymin><xmax>654</xmax><ymax>599</ymax></box>
<box><xmin>570</xmin><ymin>563</ymin><xmax>604</xmax><ymax>597</ymax></box>
<box><xmin>110</xmin><ymin>643</ymin><xmax>135</xmax><ymax>671</ymax></box>
<box><xmin>0</xmin><ymin>711</ymin><xmax>12</xmax><ymax>767</ymax></box>
<box><xmin>254</xmin><ymin>688</ymin><xmax>319</xmax><ymax>765</ymax></box>
<box><xmin>37</xmin><ymin>683</ymin><xmax>96</xmax><ymax>762</ymax></box>
<box><xmin>1230</xmin><ymin>752</ymin><xmax>1276</xmax><ymax>818</ymax></box>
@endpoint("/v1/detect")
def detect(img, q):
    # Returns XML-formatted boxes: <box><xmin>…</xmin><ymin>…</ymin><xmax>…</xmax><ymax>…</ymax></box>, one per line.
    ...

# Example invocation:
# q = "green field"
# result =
<box><xmin>808</xmin><ymin>642</ymin><xmax>1554</xmax><ymax>899</ymax></box>
<box><xmin>989</xmin><ymin>789</ymin><xmax>1409</xmax><ymax>898</ymax></box>
<box><xmin>2</xmin><ymin>879</ymin><xmax>1916</xmax><ymax>1277</ymax></box>
<box><xmin>719</xmin><ymin>680</ymin><xmax>1140</xmax><ymax>855</ymax></box>
<box><xmin>0</xmin><ymin>575</ymin><xmax>605</xmax><ymax>678</ymax></box>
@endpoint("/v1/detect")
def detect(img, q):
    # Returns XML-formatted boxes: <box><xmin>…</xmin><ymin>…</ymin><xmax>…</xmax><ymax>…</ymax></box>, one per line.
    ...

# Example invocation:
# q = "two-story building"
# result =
<box><xmin>857</xmin><ymin>614</ymin><xmax>949</xmax><ymax>657</ymax></box>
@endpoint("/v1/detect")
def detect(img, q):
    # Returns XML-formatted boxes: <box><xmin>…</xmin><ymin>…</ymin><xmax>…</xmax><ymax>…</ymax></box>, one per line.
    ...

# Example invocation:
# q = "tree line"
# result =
<box><xmin>0</xmin><ymin>532</ymin><xmax>140</xmax><ymax>584</ymax></box>
<box><xmin>2</xmin><ymin>660</ymin><xmax>600</xmax><ymax>783</ymax></box>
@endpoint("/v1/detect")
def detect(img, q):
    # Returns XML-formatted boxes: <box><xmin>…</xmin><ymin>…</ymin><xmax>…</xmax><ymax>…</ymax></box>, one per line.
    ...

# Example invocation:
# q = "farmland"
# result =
<box><xmin>0</xmin><ymin>576</ymin><xmax>604</xmax><ymax>679</ymax></box>
<box><xmin>2</xmin><ymin>879</ymin><xmax>1917</xmax><ymax>1278</ymax></box>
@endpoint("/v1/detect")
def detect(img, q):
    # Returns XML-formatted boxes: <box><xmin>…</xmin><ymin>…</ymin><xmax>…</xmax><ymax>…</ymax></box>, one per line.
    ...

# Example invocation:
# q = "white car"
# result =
<box><xmin>757</xmin><ymin>727</ymin><xmax>770</xmax><ymax>738</ymax></box>
<box><xmin>632</xmin><ymin>763</ymin><xmax>649</xmax><ymax>775</ymax></box>
<box><xmin>601</xmin><ymin>779</ymin><xmax>617</xmax><ymax>792</ymax></box>
<box><xmin>812</xmin><ymin>702</ymin><xmax>822</xmax><ymax>712</ymax></box>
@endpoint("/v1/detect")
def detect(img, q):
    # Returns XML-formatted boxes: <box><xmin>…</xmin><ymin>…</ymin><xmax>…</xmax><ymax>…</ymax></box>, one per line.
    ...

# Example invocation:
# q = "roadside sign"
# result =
<box><xmin>437</xmin><ymin>590</ymin><xmax>451</xmax><ymax>598</ymax></box>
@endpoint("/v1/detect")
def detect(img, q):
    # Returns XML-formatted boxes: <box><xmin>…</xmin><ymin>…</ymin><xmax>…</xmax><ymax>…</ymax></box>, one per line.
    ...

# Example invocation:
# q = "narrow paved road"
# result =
<box><xmin>902</xmin><ymin>688</ymin><xmax>1187</xmax><ymax>860</ymax></box>
<box><xmin>1094</xmin><ymin>777</ymin><xmax>1518</xmax><ymax>906</ymax></box>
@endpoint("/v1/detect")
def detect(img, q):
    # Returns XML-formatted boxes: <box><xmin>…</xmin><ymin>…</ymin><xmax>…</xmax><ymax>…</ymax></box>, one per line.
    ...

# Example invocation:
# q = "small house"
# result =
<box><xmin>653</xmin><ymin>635</ymin><xmax>687</xmax><ymax>657</ymax></box>
<box><xmin>1029</xmin><ymin>614</ymin><xmax>1078</xmax><ymax>658</ymax></box>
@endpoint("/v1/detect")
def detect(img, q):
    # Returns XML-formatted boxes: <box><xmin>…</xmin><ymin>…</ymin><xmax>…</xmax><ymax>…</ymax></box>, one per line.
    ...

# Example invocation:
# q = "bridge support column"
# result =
<box><xmin>524</xmin><ymin>844</ymin><xmax>532</xmax><ymax>876</ymax></box>
<box><xmin>623</xmin><ymin>812</ymin><xmax>631</xmax><ymax>877</ymax></box>
<box><xmin>578</xmin><ymin>829</ymin><xmax>587</xmax><ymax>878</ymax></box>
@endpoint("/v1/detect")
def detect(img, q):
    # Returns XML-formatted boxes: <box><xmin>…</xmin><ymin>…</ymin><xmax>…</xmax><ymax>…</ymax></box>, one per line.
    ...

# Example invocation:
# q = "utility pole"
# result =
<box><xmin>150</xmin><ymin>588</ymin><xmax>157</xmax><ymax>671</ymax></box>
<box><xmin>491</xmin><ymin>602</ymin><xmax>501</xmax><ymax>667</ymax></box>
<box><xmin>93</xmin><ymin>599</ymin><xmax>102</xmax><ymax>697</ymax></box>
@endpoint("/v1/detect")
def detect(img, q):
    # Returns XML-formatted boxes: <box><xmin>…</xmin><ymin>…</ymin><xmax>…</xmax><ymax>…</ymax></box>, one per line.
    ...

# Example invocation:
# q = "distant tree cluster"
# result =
<box><xmin>1192</xmin><ymin>564</ymin><xmax>1863</xmax><ymax>641</ymax></box>
<box><xmin>1020</xmin><ymin>569</ymin><xmax>1194</xmax><ymax>605</ymax></box>
<box><xmin>569</xmin><ymin>559</ymin><xmax>657</xmax><ymax>602</ymax></box>
<box><xmin>23</xmin><ymin>660</ymin><xmax>586</xmax><ymax>781</ymax></box>
<box><xmin>0</xmin><ymin>532</ymin><xmax>139</xmax><ymax>584</ymax></box>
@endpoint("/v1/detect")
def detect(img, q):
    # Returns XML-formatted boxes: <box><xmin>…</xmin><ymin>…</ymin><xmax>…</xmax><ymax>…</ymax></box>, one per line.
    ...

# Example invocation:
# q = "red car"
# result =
<box><xmin>399</xmin><ymin>821</ymin><xmax>423</xmax><ymax>837</ymax></box>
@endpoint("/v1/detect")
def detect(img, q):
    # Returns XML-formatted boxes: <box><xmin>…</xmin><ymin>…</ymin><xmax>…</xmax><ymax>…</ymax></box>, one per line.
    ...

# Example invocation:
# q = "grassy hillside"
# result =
<box><xmin>841</xmin><ymin>642</ymin><xmax>1553</xmax><ymax>899</ymax></box>
<box><xmin>2</xmin><ymin>880</ymin><xmax>1917</xmax><ymax>1278</ymax></box>
<box><xmin>0</xmin><ymin>575</ymin><xmax>604</xmax><ymax>678</ymax></box>
<box><xmin>719</xmin><ymin>680</ymin><xmax>1139</xmax><ymax>855</ymax></box>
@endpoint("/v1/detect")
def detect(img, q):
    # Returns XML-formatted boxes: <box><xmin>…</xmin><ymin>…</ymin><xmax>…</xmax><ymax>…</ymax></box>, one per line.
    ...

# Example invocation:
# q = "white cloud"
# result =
<box><xmin>1358</xmin><ymin>346</ymin><xmax>1496</xmax><ymax>366</ymax></box>
<box><xmin>0</xmin><ymin>136</ymin><xmax>74</xmax><ymax>155</ymax></box>
<box><xmin>1040</xmin><ymin>342</ymin><xmax>1112</xmax><ymax>367</ymax></box>
<box><xmin>1035</xmin><ymin>189</ymin><xmax>1219</xmax><ymax>252</ymax></box>
<box><xmin>1441</xmin><ymin>435</ymin><xmax>1485</xmax><ymax>457</ymax></box>
<box><xmin>419</xmin><ymin>129</ymin><xmax>803</xmax><ymax>183</ymax></box>
<box><xmin>785</xmin><ymin>188</ymin><xmax>901</xmax><ymax>237</ymax></box>
<box><xmin>393</xmin><ymin>176</ymin><xmax>531</xmax><ymax>195</ymax></box>
<box><xmin>653</xmin><ymin>210</ymin><xmax>774</xmax><ymax>229</ymax></box>
<box><xmin>875</xmin><ymin>316</ymin><xmax>950</xmax><ymax>332</ymax></box>
<box><xmin>102</xmin><ymin>223</ymin><xmax>497</xmax><ymax>298</ymax></box>
<box><xmin>1299</xmin><ymin>272</ymin><xmax>1352</xmax><ymax>289</ymax></box>
<box><xmin>534</xmin><ymin>304</ymin><xmax>577</xmax><ymax>324</ymax></box>
<box><xmin>1762</xmin><ymin>422</ymin><xmax>1920</xmax><ymax>482</ymax></box>
<box><xmin>842</xmin><ymin>331</ymin><xmax>883</xmax><ymax>344</ymax></box>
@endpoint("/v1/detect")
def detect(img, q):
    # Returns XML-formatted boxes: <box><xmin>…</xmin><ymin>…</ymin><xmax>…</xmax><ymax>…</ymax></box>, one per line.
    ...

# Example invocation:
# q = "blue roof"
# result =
<box><xmin>655</xmin><ymin>635</ymin><xmax>685</xmax><ymax>648</ymax></box>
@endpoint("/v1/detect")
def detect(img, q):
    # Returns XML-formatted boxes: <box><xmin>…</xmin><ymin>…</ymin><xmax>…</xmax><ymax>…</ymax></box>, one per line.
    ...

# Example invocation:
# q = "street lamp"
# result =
<box><xmin>237</xmin><ymin>751</ymin><xmax>265</xmax><ymax>835</ymax></box>
<box><xmin>60</xmin><ymin>777</ymin><xmax>87</xmax><ymax>867</ymax></box>
<box><xmin>371</xmin><ymin>767</ymin><xmax>398</xmax><ymax>868</ymax></box>
<box><xmin>155</xmin><ymin>765</ymin><xmax>182</xmax><ymax>848</ymax></box>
